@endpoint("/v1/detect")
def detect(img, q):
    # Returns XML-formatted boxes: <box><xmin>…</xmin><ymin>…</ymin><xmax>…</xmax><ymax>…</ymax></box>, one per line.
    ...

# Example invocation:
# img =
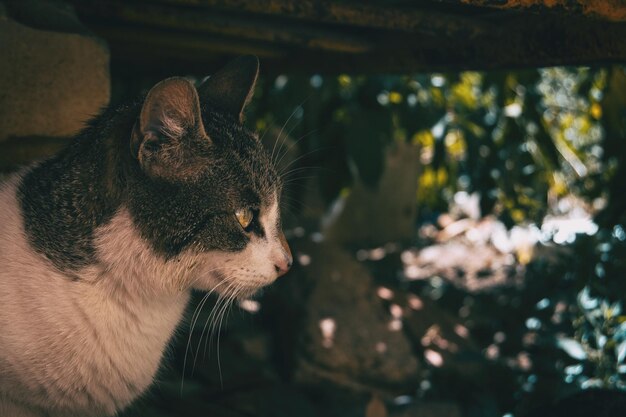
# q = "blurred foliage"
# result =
<box><xmin>251</xmin><ymin>63</ymin><xmax>626</xmax><ymax>304</ymax></box>
<box><xmin>252</xmin><ymin>67</ymin><xmax>622</xmax><ymax>226</ymax></box>
<box><xmin>250</xmin><ymin>66</ymin><xmax>626</xmax><ymax>400</ymax></box>
<box><xmin>558</xmin><ymin>287</ymin><xmax>626</xmax><ymax>390</ymax></box>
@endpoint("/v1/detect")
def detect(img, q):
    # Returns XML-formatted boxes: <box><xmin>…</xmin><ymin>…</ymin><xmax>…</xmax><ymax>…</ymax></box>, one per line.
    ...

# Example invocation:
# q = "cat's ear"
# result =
<box><xmin>131</xmin><ymin>77</ymin><xmax>208</xmax><ymax>179</ymax></box>
<box><xmin>197</xmin><ymin>55</ymin><xmax>259</xmax><ymax>122</ymax></box>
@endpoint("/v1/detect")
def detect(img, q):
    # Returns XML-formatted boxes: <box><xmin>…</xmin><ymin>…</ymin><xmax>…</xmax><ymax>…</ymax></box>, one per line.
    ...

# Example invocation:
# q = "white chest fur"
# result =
<box><xmin>0</xmin><ymin>176</ymin><xmax>191</xmax><ymax>417</ymax></box>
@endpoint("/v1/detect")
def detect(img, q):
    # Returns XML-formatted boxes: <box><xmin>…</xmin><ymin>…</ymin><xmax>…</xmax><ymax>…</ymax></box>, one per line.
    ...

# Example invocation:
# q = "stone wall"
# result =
<box><xmin>0</xmin><ymin>0</ymin><xmax>110</xmax><ymax>168</ymax></box>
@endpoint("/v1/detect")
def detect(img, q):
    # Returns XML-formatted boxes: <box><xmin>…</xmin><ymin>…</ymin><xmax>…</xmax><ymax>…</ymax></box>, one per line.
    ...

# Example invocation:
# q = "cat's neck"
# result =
<box><xmin>18</xmin><ymin>104</ymin><xmax>140</xmax><ymax>273</ymax></box>
<box><xmin>88</xmin><ymin>207</ymin><xmax>201</xmax><ymax>299</ymax></box>
<box><xmin>17</xmin><ymin>103</ymin><xmax>206</xmax><ymax>299</ymax></box>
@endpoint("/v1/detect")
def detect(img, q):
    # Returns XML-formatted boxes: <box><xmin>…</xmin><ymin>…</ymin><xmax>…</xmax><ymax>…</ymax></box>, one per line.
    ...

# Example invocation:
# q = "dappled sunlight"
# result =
<box><xmin>424</xmin><ymin>349</ymin><xmax>444</xmax><ymax>367</ymax></box>
<box><xmin>454</xmin><ymin>324</ymin><xmax>469</xmax><ymax>339</ymax></box>
<box><xmin>516</xmin><ymin>352</ymin><xmax>533</xmax><ymax>372</ymax></box>
<box><xmin>387</xmin><ymin>319</ymin><xmax>403</xmax><ymax>332</ymax></box>
<box><xmin>407</xmin><ymin>294</ymin><xmax>424</xmax><ymax>310</ymax></box>
<box><xmin>239</xmin><ymin>299</ymin><xmax>261</xmax><ymax>313</ymax></box>
<box><xmin>297</xmin><ymin>253</ymin><xmax>311</xmax><ymax>266</ymax></box>
<box><xmin>421</xmin><ymin>325</ymin><xmax>458</xmax><ymax>353</ymax></box>
<box><xmin>356</xmin><ymin>247</ymin><xmax>387</xmax><ymax>261</ymax></box>
<box><xmin>485</xmin><ymin>344</ymin><xmax>500</xmax><ymax>360</ymax></box>
<box><xmin>319</xmin><ymin>317</ymin><xmax>336</xmax><ymax>348</ymax></box>
<box><xmin>389</xmin><ymin>303</ymin><xmax>403</xmax><ymax>318</ymax></box>
<box><xmin>376</xmin><ymin>286</ymin><xmax>394</xmax><ymax>300</ymax></box>
<box><xmin>375</xmin><ymin>342</ymin><xmax>387</xmax><ymax>353</ymax></box>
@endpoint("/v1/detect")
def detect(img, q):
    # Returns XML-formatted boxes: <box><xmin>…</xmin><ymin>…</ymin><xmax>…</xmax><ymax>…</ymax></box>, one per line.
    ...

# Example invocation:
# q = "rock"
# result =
<box><xmin>289</xmin><ymin>240</ymin><xmax>421</xmax><ymax>393</ymax></box>
<box><xmin>216</xmin><ymin>384</ymin><xmax>317</xmax><ymax>417</ymax></box>
<box><xmin>323</xmin><ymin>141</ymin><xmax>421</xmax><ymax>245</ymax></box>
<box><xmin>366</xmin><ymin>394</ymin><xmax>388</xmax><ymax>417</ymax></box>
<box><xmin>390</xmin><ymin>402</ymin><xmax>462</xmax><ymax>417</ymax></box>
<box><xmin>401</xmin><ymin>295</ymin><xmax>480</xmax><ymax>369</ymax></box>
<box><xmin>401</xmin><ymin>238</ymin><xmax>523</xmax><ymax>292</ymax></box>
<box><xmin>0</xmin><ymin>0</ymin><xmax>110</xmax><ymax>141</ymax></box>
<box><xmin>523</xmin><ymin>389</ymin><xmax>626</xmax><ymax>417</ymax></box>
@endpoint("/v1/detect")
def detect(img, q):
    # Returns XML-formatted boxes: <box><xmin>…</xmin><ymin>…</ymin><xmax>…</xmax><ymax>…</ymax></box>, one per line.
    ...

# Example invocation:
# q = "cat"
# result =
<box><xmin>0</xmin><ymin>55</ymin><xmax>292</xmax><ymax>417</ymax></box>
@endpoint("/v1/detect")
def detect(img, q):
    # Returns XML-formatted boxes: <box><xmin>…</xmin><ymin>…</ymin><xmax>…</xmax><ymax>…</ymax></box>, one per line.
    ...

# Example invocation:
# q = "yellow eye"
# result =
<box><xmin>235</xmin><ymin>208</ymin><xmax>254</xmax><ymax>229</ymax></box>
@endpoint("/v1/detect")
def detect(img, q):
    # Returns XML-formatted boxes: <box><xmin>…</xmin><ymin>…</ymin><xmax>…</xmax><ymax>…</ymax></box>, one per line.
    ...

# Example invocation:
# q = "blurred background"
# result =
<box><xmin>2</xmin><ymin>1</ymin><xmax>626</xmax><ymax>416</ymax></box>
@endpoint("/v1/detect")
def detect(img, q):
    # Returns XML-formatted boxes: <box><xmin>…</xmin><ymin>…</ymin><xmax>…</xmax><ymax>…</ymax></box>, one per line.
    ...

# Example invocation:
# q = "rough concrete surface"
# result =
<box><xmin>0</xmin><ymin>0</ymin><xmax>110</xmax><ymax>141</ymax></box>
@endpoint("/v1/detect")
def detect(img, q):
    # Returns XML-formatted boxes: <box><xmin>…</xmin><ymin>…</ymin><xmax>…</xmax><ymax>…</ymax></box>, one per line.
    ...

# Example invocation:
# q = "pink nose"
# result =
<box><xmin>274</xmin><ymin>252</ymin><xmax>292</xmax><ymax>277</ymax></box>
<box><xmin>274</xmin><ymin>232</ymin><xmax>292</xmax><ymax>278</ymax></box>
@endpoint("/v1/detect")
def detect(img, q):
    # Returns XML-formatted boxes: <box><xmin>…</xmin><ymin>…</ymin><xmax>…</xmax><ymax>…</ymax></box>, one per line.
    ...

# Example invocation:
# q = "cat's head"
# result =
<box><xmin>127</xmin><ymin>56</ymin><xmax>291</xmax><ymax>298</ymax></box>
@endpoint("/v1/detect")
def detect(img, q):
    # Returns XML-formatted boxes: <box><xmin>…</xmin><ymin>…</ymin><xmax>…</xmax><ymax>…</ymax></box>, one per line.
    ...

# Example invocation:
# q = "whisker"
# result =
<box><xmin>258</xmin><ymin>121</ymin><xmax>277</xmax><ymax>145</ymax></box>
<box><xmin>215</xmin><ymin>287</ymin><xmax>241</xmax><ymax>388</ymax></box>
<box><xmin>282</xmin><ymin>194</ymin><xmax>314</xmax><ymax>207</ymax></box>
<box><xmin>183</xmin><ymin>264</ymin><xmax>229</xmax><ymax>292</ymax></box>
<box><xmin>180</xmin><ymin>272</ymin><xmax>232</xmax><ymax>394</ymax></box>
<box><xmin>186</xmin><ymin>275</ymin><xmax>235</xmax><ymax>373</ymax></box>
<box><xmin>281</xmin><ymin>166</ymin><xmax>325</xmax><ymax>180</ymax></box>
<box><xmin>204</xmin><ymin>284</ymin><xmax>236</xmax><ymax>359</ymax></box>
<box><xmin>192</xmin><ymin>278</ymin><xmax>239</xmax><ymax>372</ymax></box>
<box><xmin>274</xmin><ymin>129</ymin><xmax>319</xmax><ymax>170</ymax></box>
<box><xmin>281</xmin><ymin>195</ymin><xmax>316</xmax><ymax>215</ymax></box>
<box><xmin>273</xmin><ymin>120</ymin><xmax>298</xmax><ymax>168</ymax></box>
<box><xmin>271</xmin><ymin>95</ymin><xmax>312</xmax><ymax>164</ymax></box>
<box><xmin>196</xmin><ymin>292</ymin><xmax>228</xmax><ymax>361</ymax></box>
<box><xmin>282</xmin><ymin>176</ymin><xmax>319</xmax><ymax>187</ymax></box>
<box><xmin>200</xmin><ymin>297</ymin><xmax>226</xmax><ymax>362</ymax></box>
<box><xmin>280</xmin><ymin>202</ymin><xmax>300</xmax><ymax>218</ymax></box>
<box><xmin>270</xmin><ymin>107</ymin><xmax>299</xmax><ymax>163</ymax></box>
<box><xmin>279</xmin><ymin>146</ymin><xmax>331</xmax><ymax>177</ymax></box>
<box><xmin>273</xmin><ymin>118</ymin><xmax>306</xmax><ymax>167</ymax></box>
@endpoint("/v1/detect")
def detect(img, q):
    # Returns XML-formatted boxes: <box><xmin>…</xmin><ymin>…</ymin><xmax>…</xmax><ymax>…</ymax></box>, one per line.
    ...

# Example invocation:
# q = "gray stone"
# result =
<box><xmin>323</xmin><ymin>141</ymin><xmax>421</xmax><ymax>245</ymax></box>
<box><xmin>0</xmin><ymin>0</ymin><xmax>110</xmax><ymax>141</ymax></box>
<box><xmin>391</xmin><ymin>402</ymin><xmax>462</xmax><ymax>417</ymax></box>
<box><xmin>292</xmin><ymin>241</ymin><xmax>421</xmax><ymax>392</ymax></box>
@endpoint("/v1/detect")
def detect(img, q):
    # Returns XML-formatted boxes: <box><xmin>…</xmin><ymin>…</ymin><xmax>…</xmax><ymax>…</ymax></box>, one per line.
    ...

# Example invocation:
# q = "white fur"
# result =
<box><xmin>0</xmin><ymin>174</ymin><xmax>286</xmax><ymax>417</ymax></box>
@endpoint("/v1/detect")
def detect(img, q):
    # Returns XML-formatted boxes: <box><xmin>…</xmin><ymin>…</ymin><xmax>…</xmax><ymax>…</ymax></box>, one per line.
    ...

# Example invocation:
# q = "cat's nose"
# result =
<box><xmin>274</xmin><ymin>252</ymin><xmax>292</xmax><ymax>277</ymax></box>
<box><xmin>274</xmin><ymin>232</ymin><xmax>292</xmax><ymax>277</ymax></box>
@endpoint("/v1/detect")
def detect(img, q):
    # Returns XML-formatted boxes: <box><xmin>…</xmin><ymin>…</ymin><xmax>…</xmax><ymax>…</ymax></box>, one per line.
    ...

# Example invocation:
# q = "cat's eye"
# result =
<box><xmin>235</xmin><ymin>208</ymin><xmax>254</xmax><ymax>230</ymax></box>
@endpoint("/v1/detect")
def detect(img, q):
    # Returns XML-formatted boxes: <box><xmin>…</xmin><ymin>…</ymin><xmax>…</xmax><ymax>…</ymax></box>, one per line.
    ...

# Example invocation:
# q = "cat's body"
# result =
<box><xmin>0</xmin><ymin>56</ymin><xmax>291</xmax><ymax>417</ymax></box>
<box><xmin>0</xmin><ymin>173</ymin><xmax>191</xmax><ymax>416</ymax></box>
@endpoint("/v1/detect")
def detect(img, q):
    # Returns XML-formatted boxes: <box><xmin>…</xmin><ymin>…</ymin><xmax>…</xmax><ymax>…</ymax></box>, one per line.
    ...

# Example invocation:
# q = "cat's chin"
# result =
<box><xmin>191</xmin><ymin>282</ymin><xmax>265</xmax><ymax>301</ymax></box>
<box><xmin>232</xmin><ymin>285</ymin><xmax>264</xmax><ymax>300</ymax></box>
<box><xmin>191</xmin><ymin>270</ymin><xmax>276</xmax><ymax>299</ymax></box>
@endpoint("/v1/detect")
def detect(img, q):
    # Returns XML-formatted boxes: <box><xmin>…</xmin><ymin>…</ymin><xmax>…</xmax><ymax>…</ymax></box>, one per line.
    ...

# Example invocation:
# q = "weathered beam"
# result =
<box><xmin>458</xmin><ymin>0</ymin><xmax>626</xmax><ymax>22</ymax></box>
<box><xmin>74</xmin><ymin>2</ymin><xmax>373</xmax><ymax>53</ymax></box>
<box><xmin>130</xmin><ymin>0</ymin><xmax>489</xmax><ymax>38</ymax></box>
<box><xmin>87</xmin><ymin>21</ymin><xmax>626</xmax><ymax>76</ymax></box>
<box><xmin>68</xmin><ymin>0</ymin><xmax>626</xmax><ymax>75</ymax></box>
<box><xmin>91</xmin><ymin>24</ymin><xmax>285</xmax><ymax>58</ymax></box>
<box><xmin>273</xmin><ymin>13</ymin><xmax>626</xmax><ymax>74</ymax></box>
